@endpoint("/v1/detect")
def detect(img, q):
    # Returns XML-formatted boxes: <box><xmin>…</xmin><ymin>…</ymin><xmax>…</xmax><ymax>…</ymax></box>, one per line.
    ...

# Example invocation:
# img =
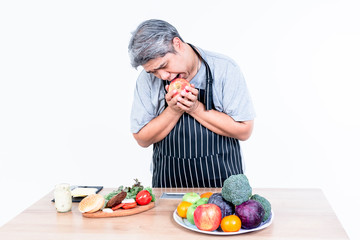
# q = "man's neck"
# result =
<box><xmin>186</xmin><ymin>43</ymin><xmax>202</xmax><ymax>81</ymax></box>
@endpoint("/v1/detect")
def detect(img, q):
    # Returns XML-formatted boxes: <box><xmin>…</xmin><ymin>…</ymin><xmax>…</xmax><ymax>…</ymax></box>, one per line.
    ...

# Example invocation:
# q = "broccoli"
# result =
<box><xmin>221</xmin><ymin>174</ymin><xmax>252</xmax><ymax>205</ymax></box>
<box><xmin>251</xmin><ymin>194</ymin><xmax>272</xmax><ymax>221</ymax></box>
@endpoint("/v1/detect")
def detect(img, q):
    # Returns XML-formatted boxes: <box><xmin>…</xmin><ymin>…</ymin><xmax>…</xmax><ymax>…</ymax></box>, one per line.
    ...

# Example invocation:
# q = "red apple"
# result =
<box><xmin>194</xmin><ymin>203</ymin><xmax>222</xmax><ymax>231</ymax></box>
<box><xmin>168</xmin><ymin>78</ymin><xmax>190</xmax><ymax>96</ymax></box>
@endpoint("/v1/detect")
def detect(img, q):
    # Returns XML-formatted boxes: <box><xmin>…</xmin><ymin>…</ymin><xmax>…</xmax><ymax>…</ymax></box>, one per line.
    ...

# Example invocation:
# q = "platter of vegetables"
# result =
<box><xmin>80</xmin><ymin>179</ymin><xmax>156</xmax><ymax>218</ymax></box>
<box><xmin>173</xmin><ymin>174</ymin><xmax>274</xmax><ymax>235</ymax></box>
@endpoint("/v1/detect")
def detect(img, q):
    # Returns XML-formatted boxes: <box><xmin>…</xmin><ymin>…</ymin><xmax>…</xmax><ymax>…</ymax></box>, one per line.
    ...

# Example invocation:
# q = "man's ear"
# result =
<box><xmin>172</xmin><ymin>37</ymin><xmax>183</xmax><ymax>52</ymax></box>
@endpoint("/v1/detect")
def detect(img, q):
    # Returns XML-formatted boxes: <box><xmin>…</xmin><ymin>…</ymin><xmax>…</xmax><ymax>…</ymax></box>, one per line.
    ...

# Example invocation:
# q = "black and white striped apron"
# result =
<box><xmin>152</xmin><ymin>44</ymin><xmax>244</xmax><ymax>188</ymax></box>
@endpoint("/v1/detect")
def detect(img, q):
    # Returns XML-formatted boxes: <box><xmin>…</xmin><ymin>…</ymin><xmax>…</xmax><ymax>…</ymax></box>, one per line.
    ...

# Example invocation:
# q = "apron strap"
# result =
<box><xmin>188</xmin><ymin>43</ymin><xmax>214</xmax><ymax>111</ymax></box>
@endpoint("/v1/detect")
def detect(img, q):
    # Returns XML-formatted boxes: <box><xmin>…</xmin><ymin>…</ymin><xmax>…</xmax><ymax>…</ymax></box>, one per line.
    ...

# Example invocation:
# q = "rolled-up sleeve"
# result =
<box><xmin>130</xmin><ymin>71</ymin><xmax>156</xmax><ymax>133</ymax></box>
<box><xmin>218</xmin><ymin>63</ymin><xmax>256</xmax><ymax>122</ymax></box>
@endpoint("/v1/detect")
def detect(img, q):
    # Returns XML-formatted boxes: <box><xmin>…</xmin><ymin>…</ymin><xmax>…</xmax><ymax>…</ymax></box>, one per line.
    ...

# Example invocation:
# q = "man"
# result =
<box><xmin>129</xmin><ymin>19</ymin><xmax>255</xmax><ymax>188</ymax></box>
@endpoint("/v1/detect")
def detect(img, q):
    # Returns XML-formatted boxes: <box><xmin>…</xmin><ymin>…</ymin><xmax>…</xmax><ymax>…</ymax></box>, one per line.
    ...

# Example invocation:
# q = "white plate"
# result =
<box><xmin>173</xmin><ymin>209</ymin><xmax>274</xmax><ymax>235</ymax></box>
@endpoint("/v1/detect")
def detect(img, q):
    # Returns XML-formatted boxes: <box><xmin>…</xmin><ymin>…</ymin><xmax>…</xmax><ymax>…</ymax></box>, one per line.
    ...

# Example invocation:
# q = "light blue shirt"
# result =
<box><xmin>130</xmin><ymin>46</ymin><xmax>255</xmax><ymax>133</ymax></box>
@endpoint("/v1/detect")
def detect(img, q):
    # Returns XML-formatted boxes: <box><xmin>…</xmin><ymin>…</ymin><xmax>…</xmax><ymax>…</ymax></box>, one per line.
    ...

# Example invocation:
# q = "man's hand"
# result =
<box><xmin>133</xmin><ymin>85</ymin><xmax>186</xmax><ymax>148</ymax></box>
<box><xmin>175</xmin><ymin>84</ymin><xmax>199</xmax><ymax>114</ymax></box>
<box><xmin>165</xmin><ymin>85</ymin><xmax>185</xmax><ymax>114</ymax></box>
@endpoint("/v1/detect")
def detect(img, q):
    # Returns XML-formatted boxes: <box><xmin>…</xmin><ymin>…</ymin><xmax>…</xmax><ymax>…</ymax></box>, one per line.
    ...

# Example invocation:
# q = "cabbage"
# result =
<box><xmin>235</xmin><ymin>200</ymin><xmax>265</xmax><ymax>229</ymax></box>
<box><xmin>208</xmin><ymin>193</ymin><xmax>234</xmax><ymax>219</ymax></box>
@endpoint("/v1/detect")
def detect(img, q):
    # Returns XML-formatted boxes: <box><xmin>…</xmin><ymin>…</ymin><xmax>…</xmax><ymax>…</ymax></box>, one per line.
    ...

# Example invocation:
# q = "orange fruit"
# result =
<box><xmin>200</xmin><ymin>192</ymin><xmax>213</xmax><ymax>198</ymax></box>
<box><xmin>177</xmin><ymin>201</ymin><xmax>192</xmax><ymax>218</ymax></box>
<box><xmin>221</xmin><ymin>215</ymin><xmax>242</xmax><ymax>232</ymax></box>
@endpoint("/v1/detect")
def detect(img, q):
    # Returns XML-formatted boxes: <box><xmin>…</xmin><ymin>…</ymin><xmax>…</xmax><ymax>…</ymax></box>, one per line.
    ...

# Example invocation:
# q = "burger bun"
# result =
<box><xmin>78</xmin><ymin>194</ymin><xmax>105</xmax><ymax>213</ymax></box>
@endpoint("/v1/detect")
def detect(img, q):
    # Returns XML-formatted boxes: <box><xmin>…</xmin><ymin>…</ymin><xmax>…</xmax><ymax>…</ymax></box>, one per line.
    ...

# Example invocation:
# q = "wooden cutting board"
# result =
<box><xmin>82</xmin><ymin>202</ymin><xmax>155</xmax><ymax>218</ymax></box>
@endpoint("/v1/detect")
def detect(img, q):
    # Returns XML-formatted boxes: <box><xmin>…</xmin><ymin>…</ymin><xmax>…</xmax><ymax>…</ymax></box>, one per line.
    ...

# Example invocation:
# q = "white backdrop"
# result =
<box><xmin>1</xmin><ymin>0</ymin><xmax>359</xmax><ymax>239</ymax></box>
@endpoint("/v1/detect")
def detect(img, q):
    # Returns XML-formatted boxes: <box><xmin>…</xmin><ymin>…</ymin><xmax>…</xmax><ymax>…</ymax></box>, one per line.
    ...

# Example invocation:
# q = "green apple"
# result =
<box><xmin>194</xmin><ymin>197</ymin><xmax>209</xmax><ymax>206</ymax></box>
<box><xmin>186</xmin><ymin>204</ymin><xmax>197</xmax><ymax>225</ymax></box>
<box><xmin>182</xmin><ymin>192</ymin><xmax>200</xmax><ymax>204</ymax></box>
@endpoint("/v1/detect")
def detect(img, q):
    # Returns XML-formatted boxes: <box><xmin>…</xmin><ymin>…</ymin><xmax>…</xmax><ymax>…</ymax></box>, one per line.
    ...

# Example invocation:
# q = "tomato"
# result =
<box><xmin>136</xmin><ymin>190</ymin><xmax>152</xmax><ymax>205</ymax></box>
<box><xmin>221</xmin><ymin>215</ymin><xmax>242</xmax><ymax>232</ymax></box>
<box><xmin>111</xmin><ymin>203</ymin><xmax>125</xmax><ymax>211</ymax></box>
<box><xmin>122</xmin><ymin>202</ymin><xmax>137</xmax><ymax>209</ymax></box>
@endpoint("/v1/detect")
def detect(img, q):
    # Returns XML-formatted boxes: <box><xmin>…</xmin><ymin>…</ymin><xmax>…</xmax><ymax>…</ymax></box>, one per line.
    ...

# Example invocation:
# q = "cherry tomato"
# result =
<box><xmin>221</xmin><ymin>215</ymin><xmax>242</xmax><ymax>232</ymax></box>
<box><xmin>122</xmin><ymin>202</ymin><xmax>137</xmax><ymax>209</ymax></box>
<box><xmin>136</xmin><ymin>190</ymin><xmax>152</xmax><ymax>205</ymax></box>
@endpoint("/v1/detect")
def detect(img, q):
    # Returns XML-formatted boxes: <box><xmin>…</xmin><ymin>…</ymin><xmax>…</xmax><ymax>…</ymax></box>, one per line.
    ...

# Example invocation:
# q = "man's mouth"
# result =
<box><xmin>171</xmin><ymin>74</ymin><xmax>181</xmax><ymax>81</ymax></box>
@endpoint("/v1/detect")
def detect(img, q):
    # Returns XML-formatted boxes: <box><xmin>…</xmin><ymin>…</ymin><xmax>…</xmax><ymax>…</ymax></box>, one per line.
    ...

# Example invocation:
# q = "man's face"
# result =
<box><xmin>143</xmin><ymin>51</ymin><xmax>190</xmax><ymax>81</ymax></box>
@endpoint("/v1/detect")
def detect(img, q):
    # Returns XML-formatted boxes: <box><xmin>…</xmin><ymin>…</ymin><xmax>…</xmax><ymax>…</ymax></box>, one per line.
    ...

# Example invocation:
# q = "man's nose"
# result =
<box><xmin>158</xmin><ymin>70</ymin><xmax>171</xmax><ymax>81</ymax></box>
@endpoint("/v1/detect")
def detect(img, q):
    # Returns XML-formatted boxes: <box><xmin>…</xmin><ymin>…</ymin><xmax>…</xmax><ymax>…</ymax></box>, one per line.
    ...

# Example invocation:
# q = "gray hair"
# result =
<box><xmin>128</xmin><ymin>19</ymin><xmax>184</xmax><ymax>68</ymax></box>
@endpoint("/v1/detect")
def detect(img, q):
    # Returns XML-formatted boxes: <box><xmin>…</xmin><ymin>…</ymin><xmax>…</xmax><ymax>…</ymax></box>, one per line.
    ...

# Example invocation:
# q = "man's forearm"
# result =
<box><xmin>189</xmin><ymin>102</ymin><xmax>254</xmax><ymax>141</ymax></box>
<box><xmin>133</xmin><ymin>108</ymin><xmax>183</xmax><ymax>147</ymax></box>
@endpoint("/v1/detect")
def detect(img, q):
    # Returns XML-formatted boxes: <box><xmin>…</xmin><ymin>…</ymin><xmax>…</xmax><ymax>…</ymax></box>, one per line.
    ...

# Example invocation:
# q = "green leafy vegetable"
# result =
<box><xmin>144</xmin><ymin>187</ymin><xmax>156</xmax><ymax>202</ymax></box>
<box><xmin>104</xmin><ymin>179</ymin><xmax>155</xmax><ymax>202</ymax></box>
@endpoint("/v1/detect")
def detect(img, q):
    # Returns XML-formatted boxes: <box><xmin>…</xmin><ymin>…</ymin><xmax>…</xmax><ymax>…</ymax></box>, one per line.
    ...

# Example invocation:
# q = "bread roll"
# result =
<box><xmin>78</xmin><ymin>194</ymin><xmax>105</xmax><ymax>213</ymax></box>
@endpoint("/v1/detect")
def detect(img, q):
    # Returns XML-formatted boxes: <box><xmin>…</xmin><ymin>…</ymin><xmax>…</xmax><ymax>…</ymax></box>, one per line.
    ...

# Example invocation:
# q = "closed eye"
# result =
<box><xmin>147</xmin><ymin>62</ymin><xmax>167</xmax><ymax>74</ymax></box>
<box><xmin>156</xmin><ymin>63</ymin><xmax>167</xmax><ymax>71</ymax></box>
